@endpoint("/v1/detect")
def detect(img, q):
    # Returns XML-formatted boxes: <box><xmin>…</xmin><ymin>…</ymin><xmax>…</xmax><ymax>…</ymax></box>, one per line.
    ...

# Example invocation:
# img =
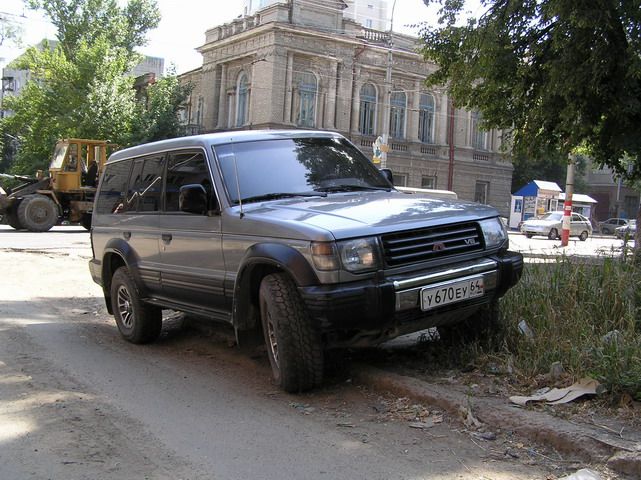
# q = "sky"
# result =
<box><xmin>1</xmin><ymin>0</ymin><xmax>482</xmax><ymax>74</ymax></box>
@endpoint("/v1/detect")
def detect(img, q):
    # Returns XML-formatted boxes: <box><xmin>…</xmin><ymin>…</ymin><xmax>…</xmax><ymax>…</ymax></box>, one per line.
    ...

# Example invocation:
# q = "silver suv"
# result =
<box><xmin>89</xmin><ymin>130</ymin><xmax>523</xmax><ymax>392</ymax></box>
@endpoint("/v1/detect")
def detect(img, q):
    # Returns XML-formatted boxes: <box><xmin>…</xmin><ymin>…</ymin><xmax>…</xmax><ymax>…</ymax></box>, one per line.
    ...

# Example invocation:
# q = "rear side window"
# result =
<box><xmin>95</xmin><ymin>160</ymin><xmax>132</xmax><ymax>214</ymax></box>
<box><xmin>165</xmin><ymin>150</ymin><xmax>211</xmax><ymax>212</ymax></box>
<box><xmin>126</xmin><ymin>154</ymin><xmax>164</xmax><ymax>212</ymax></box>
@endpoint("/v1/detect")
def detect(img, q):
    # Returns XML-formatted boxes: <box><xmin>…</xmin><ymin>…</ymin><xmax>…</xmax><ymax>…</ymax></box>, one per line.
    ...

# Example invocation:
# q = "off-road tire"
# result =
<box><xmin>17</xmin><ymin>194</ymin><xmax>58</xmax><ymax>232</ymax></box>
<box><xmin>579</xmin><ymin>230</ymin><xmax>589</xmax><ymax>241</ymax></box>
<box><xmin>259</xmin><ymin>273</ymin><xmax>324</xmax><ymax>393</ymax></box>
<box><xmin>548</xmin><ymin>228</ymin><xmax>559</xmax><ymax>240</ymax></box>
<box><xmin>110</xmin><ymin>267</ymin><xmax>162</xmax><ymax>344</ymax></box>
<box><xmin>438</xmin><ymin>300</ymin><xmax>500</xmax><ymax>345</ymax></box>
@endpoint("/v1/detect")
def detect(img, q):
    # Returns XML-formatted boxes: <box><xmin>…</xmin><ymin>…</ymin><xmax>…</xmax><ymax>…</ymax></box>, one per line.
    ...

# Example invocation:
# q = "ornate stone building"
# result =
<box><xmin>179</xmin><ymin>0</ymin><xmax>514</xmax><ymax>215</ymax></box>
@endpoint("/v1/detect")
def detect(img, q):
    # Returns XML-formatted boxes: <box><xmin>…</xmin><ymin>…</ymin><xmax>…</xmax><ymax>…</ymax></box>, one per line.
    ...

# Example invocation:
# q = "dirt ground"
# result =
<box><xmin>0</xmin><ymin>227</ymin><xmax>635</xmax><ymax>479</ymax></box>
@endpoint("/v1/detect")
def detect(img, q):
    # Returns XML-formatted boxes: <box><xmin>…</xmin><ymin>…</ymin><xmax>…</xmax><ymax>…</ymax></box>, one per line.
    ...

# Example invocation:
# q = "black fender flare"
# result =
<box><xmin>101</xmin><ymin>238</ymin><xmax>145</xmax><ymax>305</ymax></box>
<box><xmin>232</xmin><ymin>243</ymin><xmax>319</xmax><ymax>330</ymax></box>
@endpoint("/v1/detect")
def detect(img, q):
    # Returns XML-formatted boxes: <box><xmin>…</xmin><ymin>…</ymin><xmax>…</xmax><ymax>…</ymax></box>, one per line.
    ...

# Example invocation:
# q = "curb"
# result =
<box><xmin>352</xmin><ymin>365</ymin><xmax>641</xmax><ymax>478</ymax></box>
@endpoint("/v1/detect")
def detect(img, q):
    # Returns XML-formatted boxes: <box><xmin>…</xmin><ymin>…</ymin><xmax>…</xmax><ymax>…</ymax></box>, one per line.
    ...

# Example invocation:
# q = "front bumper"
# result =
<box><xmin>299</xmin><ymin>251</ymin><xmax>523</xmax><ymax>346</ymax></box>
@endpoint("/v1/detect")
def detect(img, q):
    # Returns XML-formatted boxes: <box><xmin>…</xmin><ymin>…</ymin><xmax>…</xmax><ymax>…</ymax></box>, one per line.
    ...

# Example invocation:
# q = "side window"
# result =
<box><xmin>164</xmin><ymin>150</ymin><xmax>212</xmax><ymax>212</ymax></box>
<box><xmin>95</xmin><ymin>160</ymin><xmax>132</xmax><ymax>214</ymax></box>
<box><xmin>126</xmin><ymin>154</ymin><xmax>164</xmax><ymax>212</ymax></box>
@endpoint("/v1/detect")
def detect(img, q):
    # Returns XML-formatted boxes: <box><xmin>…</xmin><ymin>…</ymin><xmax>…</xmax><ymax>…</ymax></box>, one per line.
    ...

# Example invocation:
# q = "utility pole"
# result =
<box><xmin>561</xmin><ymin>155</ymin><xmax>575</xmax><ymax>247</ymax></box>
<box><xmin>380</xmin><ymin>0</ymin><xmax>397</xmax><ymax>169</ymax></box>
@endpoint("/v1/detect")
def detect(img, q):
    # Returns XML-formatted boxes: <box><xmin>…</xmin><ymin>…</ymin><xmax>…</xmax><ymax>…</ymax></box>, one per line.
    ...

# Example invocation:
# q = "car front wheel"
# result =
<box><xmin>548</xmin><ymin>228</ymin><xmax>559</xmax><ymax>240</ymax></box>
<box><xmin>110</xmin><ymin>267</ymin><xmax>162</xmax><ymax>344</ymax></box>
<box><xmin>259</xmin><ymin>273</ymin><xmax>323</xmax><ymax>393</ymax></box>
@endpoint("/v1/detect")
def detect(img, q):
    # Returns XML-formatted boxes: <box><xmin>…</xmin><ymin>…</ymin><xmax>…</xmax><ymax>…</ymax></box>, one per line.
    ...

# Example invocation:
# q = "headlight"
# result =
<box><xmin>338</xmin><ymin>237</ymin><xmax>380</xmax><ymax>272</ymax></box>
<box><xmin>311</xmin><ymin>238</ymin><xmax>380</xmax><ymax>273</ymax></box>
<box><xmin>479</xmin><ymin>218</ymin><xmax>508</xmax><ymax>249</ymax></box>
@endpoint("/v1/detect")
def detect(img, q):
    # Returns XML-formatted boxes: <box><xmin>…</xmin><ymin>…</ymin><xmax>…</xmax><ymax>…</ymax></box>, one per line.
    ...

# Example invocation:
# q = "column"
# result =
<box><xmin>216</xmin><ymin>63</ymin><xmax>227</xmax><ymax>129</ymax></box>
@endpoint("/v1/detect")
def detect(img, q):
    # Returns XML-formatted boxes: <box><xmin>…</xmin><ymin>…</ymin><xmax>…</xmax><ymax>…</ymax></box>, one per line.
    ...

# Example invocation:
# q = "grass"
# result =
<box><xmin>490</xmin><ymin>255</ymin><xmax>641</xmax><ymax>400</ymax></box>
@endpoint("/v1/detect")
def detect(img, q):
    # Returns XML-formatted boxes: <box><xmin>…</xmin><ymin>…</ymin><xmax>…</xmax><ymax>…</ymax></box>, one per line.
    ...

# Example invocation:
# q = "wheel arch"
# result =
<box><xmin>232</xmin><ymin>243</ymin><xmax>319</xmax><ymax>332</ymax></box>
<box><xmin>100</xmin><ymin>239</ymin><xmax>143</xmax><ymax>314</ymax></box>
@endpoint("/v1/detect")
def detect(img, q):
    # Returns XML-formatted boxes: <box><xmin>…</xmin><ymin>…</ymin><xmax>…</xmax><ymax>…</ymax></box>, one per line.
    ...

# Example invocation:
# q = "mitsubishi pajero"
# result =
<box><xmin>89</xmin><ymin>130</ymin><xmax>523</xmax><ymax>392</ymax></box>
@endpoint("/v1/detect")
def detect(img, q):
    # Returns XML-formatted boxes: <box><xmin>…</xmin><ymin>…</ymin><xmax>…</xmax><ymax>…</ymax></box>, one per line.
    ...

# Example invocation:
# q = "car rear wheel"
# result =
<box><xmin>259</xmin><ymin>272</ymin><xmax>324</xmax><ymax>393</ymax></box>
<box><xmin>548</xmin><ymin>228</ymin><xmax>559</xmax><ymax>240</ymax></box>
<box><xmin>579</xmin><ymin>230</ymin><xmax>589</xmax><ymax>241</ymax></box>
<box><xmin>110</xmin><ymin>267</ymin><xmax>162</xmax><ymax>344</ymax></box>
<box><xmin>525</xmin><ymin>233</ymin><xmax>533</xmax><ymax>239</ymax></box>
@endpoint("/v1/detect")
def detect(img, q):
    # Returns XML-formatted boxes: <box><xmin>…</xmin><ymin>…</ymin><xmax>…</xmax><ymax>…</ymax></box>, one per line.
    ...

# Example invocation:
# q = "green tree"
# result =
<box><xmin>130</xmin><ymin>71</ymin><xmax>192</xmax><ymax>145</ymax></box>
<box><xmin>0</xmin><ymin>14</ymin><xmax>24</xmax><ymax>48</ymax></box>
<box><xmin>27</xmin><ymin>0</ymin><xmax>160</xmax><ymax>60</ymax></box>
<box><xmin>0</xmin><ymin>0</ymin><xmax>187</xmax><ymax>176</ymax></box>
<box><xmin>418</xmin><ymin>0</ymin><xmax>641</xmax><ymax>179</ymax></box>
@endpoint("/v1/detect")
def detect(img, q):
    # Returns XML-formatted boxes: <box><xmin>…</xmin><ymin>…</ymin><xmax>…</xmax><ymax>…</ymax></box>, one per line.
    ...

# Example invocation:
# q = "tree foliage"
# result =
<box><xmin>419</xmin><ymin>0</ymin><xmax>641</xmax><ymax>180</ymax></box>
<box><xmin>27</xmin><ymin>0</ymin><xmax>160</xmax><ymax>60</ymax></box>
<box><xmin>0</xmin><ymin>14</ymin><xmax>24</xmax><ymax>48</ymax></box>
<box><xmin>0</xmin><ymin>0</ymin><xmax>189</xmax><ymax>176</ymax></box>
<box><xmin>130</xmin><ymin>71</ymin><xmax>193</xmax><ymax>145</ymax></box>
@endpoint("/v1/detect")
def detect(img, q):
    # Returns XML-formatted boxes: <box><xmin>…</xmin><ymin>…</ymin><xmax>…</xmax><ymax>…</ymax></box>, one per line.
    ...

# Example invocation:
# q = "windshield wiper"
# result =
<box><xmin>316</xmin><ymin>185</ymin><xmax>391</xmax><ymax>193</ymax></box>
<box><xmin>240</xmin><ymin>191</ymin><xmax>327</xmax><ymax>204</ymax></box>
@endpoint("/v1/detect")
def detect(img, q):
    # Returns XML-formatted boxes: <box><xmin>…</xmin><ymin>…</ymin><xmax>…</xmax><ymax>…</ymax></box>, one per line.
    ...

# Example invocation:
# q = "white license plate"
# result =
<box><xmin>420</xmin><ymin>276</ymin><xmax>484</xmax><ymax>311</ymax></box>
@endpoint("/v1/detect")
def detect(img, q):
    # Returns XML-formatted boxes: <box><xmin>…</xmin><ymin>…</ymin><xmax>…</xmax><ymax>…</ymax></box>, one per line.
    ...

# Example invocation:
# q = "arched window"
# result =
<box><xmin>236</xmin><ymin>72</ymin><xmax>250</xmax><ymax>127</ymax></box>
<box><xmin>418</xmin><ymin>93</ymin><xmax>435</xmax><ymax>143</ymax></box>
<box><xmin>297</xmin><ymin>71</ymin><xmax>317</xmax><ymax>128</ymax></box>
<box><xmin>389</xmin><ymin>91</ymin><xmax>406</xmax><ymax>139</ymax></box>
<box><xmin>358</xmin><ymin>83</ymin><xmax>377</xmax><ymax>135</ymax></box>
<box><xmin>471</xmin><ymin>110</ymin><xmax>489</xmax><ymax>150</ymax></box>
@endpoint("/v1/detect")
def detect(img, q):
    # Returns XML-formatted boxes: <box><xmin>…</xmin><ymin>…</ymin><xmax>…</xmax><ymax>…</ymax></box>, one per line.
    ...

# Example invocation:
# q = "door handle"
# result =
<box><xmin>123</xmin><ymin>231</ymin><xmax>131</xmax><ymax>240</ymax></box>
<box><xmin>161</xmin><ymin>233</ymin><xmax>172</xmax><ymax>244</ymax></box>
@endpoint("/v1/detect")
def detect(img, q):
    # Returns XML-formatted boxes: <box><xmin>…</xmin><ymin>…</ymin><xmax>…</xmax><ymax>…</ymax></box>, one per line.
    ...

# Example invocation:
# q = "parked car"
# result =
<box><xmin>89</xmin><ymin>130</ymin><xmax>523</xmax><ymax>392</ymax></box>
<box><xmin>520</xmin><ymin>211</ymin><xmax>592</xmax><ymax>241</ymax></box>
<box><xmin>599</xmin><ymin>218</ymin><xmax>628</xmax><ymax>235</ymax></box>
<box><xmin>615</xmin><ymin>220</ymin><xmax>637</xmax><ymax>239</ymax></box>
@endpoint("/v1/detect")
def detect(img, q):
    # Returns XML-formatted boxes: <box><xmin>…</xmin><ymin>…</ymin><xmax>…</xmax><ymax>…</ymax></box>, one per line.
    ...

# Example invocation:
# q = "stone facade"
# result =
<box><xmin>179</xmin><ymin>1</ymin><xmax>514</xmax><ymax>215</ymax></box>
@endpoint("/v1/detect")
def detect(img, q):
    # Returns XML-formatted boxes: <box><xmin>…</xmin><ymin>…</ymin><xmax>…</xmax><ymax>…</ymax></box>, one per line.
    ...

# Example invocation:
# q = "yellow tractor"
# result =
<box><xmin>0</xmin><ymin>139</ymin><xmax>114</xmax><ymax>231</ymax></box>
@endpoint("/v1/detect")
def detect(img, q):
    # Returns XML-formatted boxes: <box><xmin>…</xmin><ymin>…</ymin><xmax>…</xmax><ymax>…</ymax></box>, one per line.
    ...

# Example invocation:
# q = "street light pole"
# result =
<box><xmin>380</xmin><ymin>0</ymin><xmax>397</xmax><ymax>169</ymax></box>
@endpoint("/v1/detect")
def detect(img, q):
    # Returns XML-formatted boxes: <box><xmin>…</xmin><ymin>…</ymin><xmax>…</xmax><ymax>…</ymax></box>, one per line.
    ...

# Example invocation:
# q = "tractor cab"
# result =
<box><xmin>49</xmin><ymin>139</ymin><xmax>112</xmax><ymax>192</ymax></box>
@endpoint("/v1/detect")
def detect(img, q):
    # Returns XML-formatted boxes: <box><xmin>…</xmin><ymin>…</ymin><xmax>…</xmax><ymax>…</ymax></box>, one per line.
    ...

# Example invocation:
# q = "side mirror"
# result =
<box><xmin>179</xmin><ymin>184</ymin><xmax>208</xmax><ymax>215</ymax></box>
<box><xmin>380</xmin><ymin>168</ymin><xmax>394</xmax><ymax>185</ymax></box>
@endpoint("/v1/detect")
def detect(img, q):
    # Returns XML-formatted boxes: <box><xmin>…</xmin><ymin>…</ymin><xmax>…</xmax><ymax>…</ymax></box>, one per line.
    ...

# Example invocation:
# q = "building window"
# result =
<box><xmin>421</xmin><ymin>176</ymin><xmax>436</xmax><ymax>189</ymax></box>
<box><xmin>365</xmin><ymin>19</ymin><xmax>373</xmax><ymax>28</ymax></box>
<box><xmin>418</xmin><ymin>93</ymin><xmax>435</xmax><ymax>143</ymax></box>
<box><xmin>389</xmin><ymin>91</ymin><xmax>406</xmax><ymax>139</ymax></box>
<box><xmin>471</xmin><ymin>111</ymin><xmax>489</xmax><ymax>150</ymax></box>
<box><xmin>297</xmin><ymin>71</ymin><xmax>317</xmax><ymax>128</ymax></box>
<box><xmin>236</xmin><ymin>72</ymin><xmax>250</xmax><ymax>127</ymax></box>
<box><xmin>359</xmin><ymin>83</ymin><xmax>377</xmax><ymax>135</ymax></box>
<box><xmin>475</xmin><ymin>181</ymin><xmax>490</xmax><ymax>204</ymax></box>
<box><xmin>393</xmin><ymin>173</ymin><xmax>408</xmax><ymax>187</ymax></box>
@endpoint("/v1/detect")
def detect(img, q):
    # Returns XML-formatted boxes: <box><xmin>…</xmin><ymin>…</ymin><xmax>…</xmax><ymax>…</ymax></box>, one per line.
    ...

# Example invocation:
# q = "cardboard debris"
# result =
<box><xmin>510</xmin><ymin>377</ymin><xmax>602</xmax><ymax>406</ymax></box>
<box><xmin>558</xmin><ymin>468</ymin><xmax>602</xmax><ymax>480</ymax></box>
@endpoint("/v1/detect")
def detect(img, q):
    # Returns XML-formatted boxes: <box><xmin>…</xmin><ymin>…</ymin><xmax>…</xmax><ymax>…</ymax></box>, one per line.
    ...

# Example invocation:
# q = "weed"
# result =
<box><xmin>486</xmin><ymin>256</ymin><xmax>641</xmax><ymax>400</ymax></box>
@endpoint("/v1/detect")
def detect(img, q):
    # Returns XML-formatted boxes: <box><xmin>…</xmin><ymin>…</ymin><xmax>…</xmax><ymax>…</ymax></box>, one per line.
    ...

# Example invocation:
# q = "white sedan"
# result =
<box><xmin>520</xmin><ymin>211</ymin><xmax>592</xmax><ymax>241</ymax></box>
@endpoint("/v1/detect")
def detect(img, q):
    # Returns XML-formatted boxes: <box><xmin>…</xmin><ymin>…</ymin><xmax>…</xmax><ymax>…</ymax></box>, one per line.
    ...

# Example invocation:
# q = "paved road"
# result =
<box><xmin>0</xmin><ymin>226</ymin><xmax>611</xmax><ymax>479</ymax></box>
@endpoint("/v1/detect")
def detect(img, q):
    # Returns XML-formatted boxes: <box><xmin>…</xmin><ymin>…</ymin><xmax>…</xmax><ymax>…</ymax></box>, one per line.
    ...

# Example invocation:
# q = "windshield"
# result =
<box><xmin>215</xmin><ymin>137</ymin><xmax>391</xmax><ymax>205</ymax></box>
<box><xmin>50</xmin><ymin>142</ymin><xmax>69</xmax><ymax>169</ymax></box>
<box><xmin>541</xmin><ymin>212</ymin><xmax>563</xmax><ymax>221</ymax></box>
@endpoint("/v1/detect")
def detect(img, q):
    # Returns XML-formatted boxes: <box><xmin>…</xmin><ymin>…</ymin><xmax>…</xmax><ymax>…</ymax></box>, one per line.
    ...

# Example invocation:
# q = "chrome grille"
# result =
<box><xmin>381</xmin><ymin>222</ymin><xmax>483</xmax><ymax>266</ymax></box>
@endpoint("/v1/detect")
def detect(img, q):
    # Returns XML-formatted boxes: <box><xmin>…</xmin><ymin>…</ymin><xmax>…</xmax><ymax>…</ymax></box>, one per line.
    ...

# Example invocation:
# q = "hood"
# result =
<box><xmin>236</xmin><ymin>191</ymin><xmax>498</xmax><ymax>240</ymax></box>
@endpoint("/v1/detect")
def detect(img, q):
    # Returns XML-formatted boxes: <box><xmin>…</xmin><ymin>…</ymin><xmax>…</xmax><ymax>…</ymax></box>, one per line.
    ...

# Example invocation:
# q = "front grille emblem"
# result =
<box><xmin>433</xmin><ymin>242</ymin><xmax>446</xmax><ymax>252</ymax></box>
